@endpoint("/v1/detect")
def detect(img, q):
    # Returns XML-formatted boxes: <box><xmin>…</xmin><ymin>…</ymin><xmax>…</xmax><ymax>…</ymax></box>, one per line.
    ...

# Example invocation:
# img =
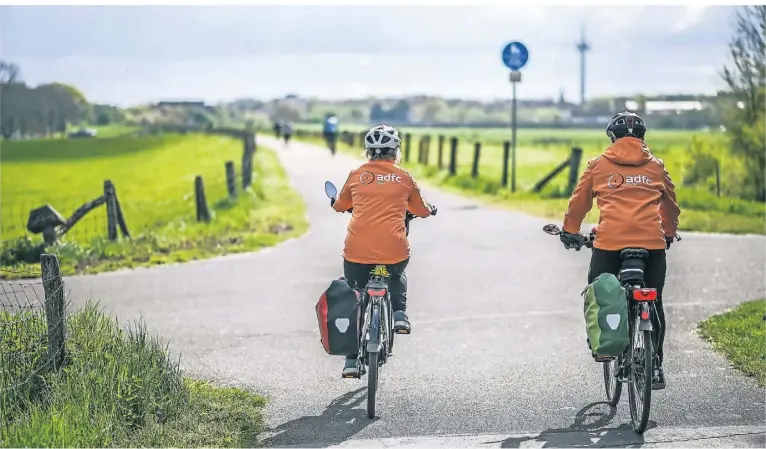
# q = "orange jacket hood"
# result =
<box><xmin>601</xmin><ymin>137</ymin><xmax>654</xmax><ymax>167</ymax></box>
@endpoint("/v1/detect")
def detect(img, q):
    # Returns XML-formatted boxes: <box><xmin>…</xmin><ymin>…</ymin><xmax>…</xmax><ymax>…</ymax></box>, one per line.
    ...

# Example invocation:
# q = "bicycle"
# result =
<box><xmin>324</xmin><ymin>180</ymin><xmax>434</xmax><ymax>418</ymax></box>
<box><xmin>543</xmin><ymin>223</ymin><xmax>680</xmax><ymax>434</ymax></box>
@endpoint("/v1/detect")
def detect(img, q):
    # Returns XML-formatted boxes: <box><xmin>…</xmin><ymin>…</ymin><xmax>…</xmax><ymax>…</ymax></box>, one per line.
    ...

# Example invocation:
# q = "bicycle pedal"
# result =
<box><xmin>341</xmin><ymin>373</ymin><xmax>360</xmax><ymax>379</ymax></box>
<box><xmin>394</xmin><ymin>329</ymin><xmax>411</xmax><ymax>335</ymax></box>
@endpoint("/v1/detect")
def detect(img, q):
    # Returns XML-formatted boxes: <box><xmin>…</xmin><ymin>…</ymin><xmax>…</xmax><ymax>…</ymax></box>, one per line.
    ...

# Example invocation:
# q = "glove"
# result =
<box><xmin>560</xmin><ymin>231</ymin><xmax>584</xmax><ymax>251</ymax></box>
<box><xmin>429</xmin><ymin>204</ymin><xmax>438</xmax><ymax>216</ymax></box>
<box><xmin>665</xmin><ymin>236</ymin><xmax>674</xmax><ymax>250</ymax></box>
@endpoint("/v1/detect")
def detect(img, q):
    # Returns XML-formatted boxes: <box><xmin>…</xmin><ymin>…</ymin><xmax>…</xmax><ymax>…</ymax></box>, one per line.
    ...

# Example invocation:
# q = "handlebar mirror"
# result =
<box><xmin>324</xmin><ymin>181</ymin><xmax>337</xmax><ymax>199</ymax></box>
<box><xmin>543</xmin><ymin>224</ymin><xmax>561</xmax><ymax>235</ymax></box>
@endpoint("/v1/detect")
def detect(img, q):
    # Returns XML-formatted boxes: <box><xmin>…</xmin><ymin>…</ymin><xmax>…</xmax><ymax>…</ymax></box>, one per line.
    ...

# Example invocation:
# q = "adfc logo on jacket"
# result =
<box><xmin>607</xmin><ymin>173</ymin><xmax>652</xmax><ymax>189</ymax></box>
<box><xmin>360</xmin><ymin>171</ymin><xmax>403</xmax><ymax>185</ymax></box>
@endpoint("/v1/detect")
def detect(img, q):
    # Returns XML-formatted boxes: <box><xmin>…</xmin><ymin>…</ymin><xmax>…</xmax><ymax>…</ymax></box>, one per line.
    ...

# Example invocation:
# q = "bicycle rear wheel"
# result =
<box><xmin>628</xmin><ymin>320</ymin><xmax>653</xmax><ymax>433</ymax></box>
<box><xmin>603</xmin><ymin>355</ymin><xmax>623</xmax><ymax>406</ymax></box>
<box><xmin>366</xmin><ymin>304</ymin><xmax>381</xmax><ymax>419</ymax></box>
<box><xmin>367</xmin><ymin>352</ymin><xmax>379</xmax><ymax>418</ymax></box>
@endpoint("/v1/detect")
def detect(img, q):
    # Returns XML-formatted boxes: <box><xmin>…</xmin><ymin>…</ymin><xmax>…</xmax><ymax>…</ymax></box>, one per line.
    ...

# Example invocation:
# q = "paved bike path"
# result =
<box><xmin>66</xmin><ymin>137</ymin><xmax>765</xmax><ymax>447</ymax></box>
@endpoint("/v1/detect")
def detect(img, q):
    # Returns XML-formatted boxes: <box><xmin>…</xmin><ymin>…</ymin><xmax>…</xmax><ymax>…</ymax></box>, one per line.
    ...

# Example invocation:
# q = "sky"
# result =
<box><xmin>0</xmin><ymin>5</ymin><xmax>738</xmax><ymax>107</ymax></box>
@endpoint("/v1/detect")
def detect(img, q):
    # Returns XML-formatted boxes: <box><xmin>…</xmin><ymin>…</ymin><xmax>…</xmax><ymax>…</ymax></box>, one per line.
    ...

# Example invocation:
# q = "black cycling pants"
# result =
<box><xmin>588</xmin><ymin>248</ymin><xmax>667</xmax><ymax>364</ymax></box>
<box><xmin>343</xmin><ymin>259</ymin><xmax>409</xmax><ymax>313</ymax></box>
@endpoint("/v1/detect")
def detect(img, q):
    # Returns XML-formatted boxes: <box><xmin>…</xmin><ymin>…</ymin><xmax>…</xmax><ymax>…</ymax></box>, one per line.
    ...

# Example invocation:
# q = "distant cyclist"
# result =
<box><xmin>559</xmin><ymin>111</ymin><xmax>681</xmax><ymax>390</ymax></box>
<box><xmin>331</xmin><ymin>124</ymin><xmax>437</xmax><ymax>378</ymax></box>
<box><xmin>282</xmin><ymin>121</ymin><xmax>293</xmax><ymax>145</ymax></box>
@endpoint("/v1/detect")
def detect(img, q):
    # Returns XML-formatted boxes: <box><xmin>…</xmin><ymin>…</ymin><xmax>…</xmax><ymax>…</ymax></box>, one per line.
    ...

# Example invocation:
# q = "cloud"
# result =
<box><xmin>674</xmin><ymin>6</ymin><xmax>710</xmax><ymax>33</ymax></box>
<box><xmin>0</xmin><ymin>5</ymin><xmax>737</xmax><ymax>105</ymax></box>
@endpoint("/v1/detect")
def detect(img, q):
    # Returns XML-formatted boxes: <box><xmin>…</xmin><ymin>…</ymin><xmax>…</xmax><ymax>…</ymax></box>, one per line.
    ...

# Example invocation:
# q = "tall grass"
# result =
<box><xmin>0</xmin><ymin>302</ymin><xmax>266</xmax><ymax>447</ymax></box>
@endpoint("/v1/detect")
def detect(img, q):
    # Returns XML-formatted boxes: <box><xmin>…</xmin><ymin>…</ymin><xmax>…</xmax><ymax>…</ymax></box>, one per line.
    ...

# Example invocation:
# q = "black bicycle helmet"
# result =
<box><xmin>606</xmin><ymin>111</ymin><xmax>646</xmax><ymax>143</ymax></box>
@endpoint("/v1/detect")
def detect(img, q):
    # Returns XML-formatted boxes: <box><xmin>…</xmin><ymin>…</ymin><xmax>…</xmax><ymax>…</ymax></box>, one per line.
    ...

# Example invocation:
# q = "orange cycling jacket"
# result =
<box><xmin>332</xmin><ymin>160</ymin><xmax>433</xmax><ymax>264</ymax></box>
<box><xmin>563</xmin><ymin>137</ymin><xmax>681</xmax><ymax>251</ymax></box>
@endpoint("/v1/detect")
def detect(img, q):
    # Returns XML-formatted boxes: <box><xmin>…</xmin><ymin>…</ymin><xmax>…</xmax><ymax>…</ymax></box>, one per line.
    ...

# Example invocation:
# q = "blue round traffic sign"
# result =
<box><xmin>502</xmin><ymin>41</ymin><xmax>529</xmax><ymax>71</ymax></box>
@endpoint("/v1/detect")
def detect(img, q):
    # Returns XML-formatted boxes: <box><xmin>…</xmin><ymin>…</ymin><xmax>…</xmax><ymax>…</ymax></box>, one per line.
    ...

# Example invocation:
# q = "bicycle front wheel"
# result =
<box><xmin>628</xmin><ymin>325</ymin><xmax>653</xmax><ymax>433</ymax></box>
<box><xmin>367</xmin><ymin>351</ymin><xmax>379</xmax><ymax>418</ymax></box>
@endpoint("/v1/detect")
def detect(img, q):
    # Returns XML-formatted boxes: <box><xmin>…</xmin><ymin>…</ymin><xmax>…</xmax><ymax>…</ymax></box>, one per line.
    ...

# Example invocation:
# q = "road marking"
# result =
<box><xmin>283</xmin><ymin>425</ymin><xmax>766</xmax><ymax>448</ymax></box>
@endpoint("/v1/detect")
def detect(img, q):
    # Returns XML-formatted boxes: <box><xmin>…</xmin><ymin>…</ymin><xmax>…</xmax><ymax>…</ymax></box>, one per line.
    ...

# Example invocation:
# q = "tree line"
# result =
<box><xmin>0</xmin><ymin>62</ymin><xmax>124</xmax><ymax>139</ymax></box>
<box><xmin>243</xmin><ymin>94</ymin><xmax>727</xmax><ymax>130</ymax></box>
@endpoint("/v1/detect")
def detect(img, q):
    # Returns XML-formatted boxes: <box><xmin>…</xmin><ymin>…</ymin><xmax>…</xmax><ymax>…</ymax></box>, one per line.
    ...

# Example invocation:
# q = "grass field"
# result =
<box><xmin>698</xmin><ymin>299</ymin><xmax>766</xmax><ymax>387</ymax></box>
<box><xmin>1</xmin><ymin>132</ymin><xmax>308</xmax><ymax>277</ymax></box>
<box><xmin>0</xmin><ymin>302</ymin><xmax>267</xmax><ymax>447</ymax></box>
<box><xmin>296</xmin><ymin>124</ymin><xmax>765</xmax><ymax>234</ymax></box>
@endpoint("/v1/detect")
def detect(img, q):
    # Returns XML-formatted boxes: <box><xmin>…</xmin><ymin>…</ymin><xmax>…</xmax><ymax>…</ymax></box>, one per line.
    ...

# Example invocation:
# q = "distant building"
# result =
<box><xmin>624</xmin><ymin>100</ymin><xmax>704</xmax><ymax>115</ymax></box>
<box><xmin>155</xmin><ymin>100</ymin><xmax>216</xmax><ymax>114</ymax></box>
<box><xmin>157</xmin><ymin>101</ymin><xmax>207</xmax><ymax>107</ymax></box>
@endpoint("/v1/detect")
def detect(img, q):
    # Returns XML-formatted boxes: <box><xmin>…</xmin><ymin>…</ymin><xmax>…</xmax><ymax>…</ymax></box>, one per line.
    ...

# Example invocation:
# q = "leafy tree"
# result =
<box><xmin>0</xmin><ymin>63</ymin><xmax>96</xmax><ymax>138</ymax></box>
<box><xmin>720</xmin><ymin>5</ymin><xmax>766</xmax><ymax>201</ymax></box>
<box><xmin>0</xmin><ymin>60</ymin><xmax>20</xmax><ymax>83</ymax></box>
<box><xmin>271</xmin><ymin>100</ymin><xmax>302</xmax><ymax>123</ymax></box>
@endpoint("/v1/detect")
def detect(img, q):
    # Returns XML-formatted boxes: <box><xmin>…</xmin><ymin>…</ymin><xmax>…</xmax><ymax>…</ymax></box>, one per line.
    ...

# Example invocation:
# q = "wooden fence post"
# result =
<box><xmin>41</xmin><ymin>254</ymin><xmax>65</xmax><ymax>372</ymax></box>
<box><xmin>715</xmin><ymin>159</ymin><xmax>721</xmax><ymax>197</ymax></box>
<box><xmin>195</xmin><ymin>175</ymin><xmax>211</xmax><ymax>222</ymax></box>
<box><xmin>242</xmin><ymin>132</ymin><xmax>256</xmax><ymax>189</ymax></box>
<box><xmin>438</xmin><ymin>135</ymin><xmax>445</xmax><ymax>169</ymax></box>
<box><xmin>417</xmin><ymin>136</ymin><xmax>424</xmax><ymax>164</ymax></box>
<box><xmin>533</xmin><ymin>158</ymin><xmax>571</xmax><ymax>193</ymax></box>
<box><xmin>449</xmin><ymin>137</ymin><xmax>458</xmax><ymax>176</ymax></box>
<box><xmin>471</xmin><ymin>142</ymin><xmax>481</xmax><ymax>179</ymax></box>
<box><xmin>103</xmin><ymin>180</ymin><xmax>118</xmax><ymax>241</ymax></box>
<box><xmin>501</xmin><ymin>141</ymin><xmax>511</xmax><ymax>188</ymax></box>
<box><xmin>359</xmin><ymin>131</ymin><xmax>366</xmax><ymax>149</ymax></box>
<box><xmin>567</xmin><ymin>147</ymin><xmax>583</xmax><ymax>194</ymax></box>
<box><xmin>404</xmin><ymin>133</ymin><xmax>412</xmax><ymax>163</ymax></box>
<box><xmin>422</xmin><ymin>135</ymin><xmax>430</xmax><ymax>166</ymax></box>
<box><xmin>110</xmin><ymin>182</ymin><xmax>130</xmax><ymax>238</ymax></box>
<box><xmin>225</xmin><ymin>161</ymin><xmax>237</xmax><ymax>199</ymax></box>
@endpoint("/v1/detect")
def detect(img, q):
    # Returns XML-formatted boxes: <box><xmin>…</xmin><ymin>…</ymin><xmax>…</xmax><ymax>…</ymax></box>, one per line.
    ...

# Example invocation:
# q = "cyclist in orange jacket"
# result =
<box><xmin>331</xmin><ymin>124</ymin><xmax>436</xmax><ymax>378</ymax></box>
<box><xmin>560</xmin><ymin>111</ymin><xmax>681</xmax><ymax>390</ymax></box>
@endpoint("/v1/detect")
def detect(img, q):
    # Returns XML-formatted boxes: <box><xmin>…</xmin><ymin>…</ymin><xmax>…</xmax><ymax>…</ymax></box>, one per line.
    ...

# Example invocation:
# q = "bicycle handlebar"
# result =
<box><xmin>542</xmin><ymin>223</ymin><xmax>681</xmax><ymax>251</ymax></box>
<box><xmin>335</xmin><ymin>207</ymin><xmax>437</xmax><ymax>219</ymax></box>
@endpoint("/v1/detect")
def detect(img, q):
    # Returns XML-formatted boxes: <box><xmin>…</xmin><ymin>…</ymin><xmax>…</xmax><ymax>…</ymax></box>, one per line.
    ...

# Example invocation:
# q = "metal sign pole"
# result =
<box><xmin>501</xmin><ymin>41</ymin><xmax>528</xmax><ymax>194</ymax></box>
<box><xmin>510</xmin><ymin>71</ymin><xmax>521</xmax><ymax>193</ymax></box>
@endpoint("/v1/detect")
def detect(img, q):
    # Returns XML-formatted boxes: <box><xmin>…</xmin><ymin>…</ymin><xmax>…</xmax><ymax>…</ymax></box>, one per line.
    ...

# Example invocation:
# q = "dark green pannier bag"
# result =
<box><xmin>582</xmin><ymin>273</ymin><xmax>629</xmax><ymax>358</ymax></box>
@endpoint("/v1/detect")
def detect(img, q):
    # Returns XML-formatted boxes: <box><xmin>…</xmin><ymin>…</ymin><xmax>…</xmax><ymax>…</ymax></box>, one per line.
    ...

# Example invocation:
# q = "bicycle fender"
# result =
<box><xmin>639</xmin><ymin>318</ymin><xmax>653</xmax><ymax>332</ymax></box>
<box><xmin>366</xmin><ymin>306</ymin><xmax>382</xmax><ymax>353</ymax></box>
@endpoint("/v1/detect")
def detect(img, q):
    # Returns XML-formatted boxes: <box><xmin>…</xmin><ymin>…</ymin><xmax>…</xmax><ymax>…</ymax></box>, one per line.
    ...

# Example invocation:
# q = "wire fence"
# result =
<box><xmin>0</xmin><ymin>255</ymin><xmax>67</xmax><ymax>423</ymax></box>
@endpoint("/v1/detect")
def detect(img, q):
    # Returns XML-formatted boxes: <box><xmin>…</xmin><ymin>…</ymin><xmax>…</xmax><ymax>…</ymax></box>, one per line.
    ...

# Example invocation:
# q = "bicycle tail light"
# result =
<box><xmin>367</xmin><ymin>288</ymin><xmax>386</xmax><ymax>297</ymax></box>
<box><xmin>633</xmin><ymin>288</ymin><xmax>657</xmax><ymax>301</ymax></box>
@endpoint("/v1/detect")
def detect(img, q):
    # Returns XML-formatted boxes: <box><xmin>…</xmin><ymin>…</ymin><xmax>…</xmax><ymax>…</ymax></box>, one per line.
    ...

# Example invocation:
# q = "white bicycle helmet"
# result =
<box><xmin>364</xmin><ymin>124</ymin><xmax>401</xmax><ymax>153</ymax></box>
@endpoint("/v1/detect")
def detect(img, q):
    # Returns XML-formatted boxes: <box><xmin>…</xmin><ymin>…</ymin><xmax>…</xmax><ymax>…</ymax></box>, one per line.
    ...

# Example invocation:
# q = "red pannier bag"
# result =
<box><xmin>315</xmin><ymin>277</ymin><xmax>361</xmax><ymax>355</ymax></box>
